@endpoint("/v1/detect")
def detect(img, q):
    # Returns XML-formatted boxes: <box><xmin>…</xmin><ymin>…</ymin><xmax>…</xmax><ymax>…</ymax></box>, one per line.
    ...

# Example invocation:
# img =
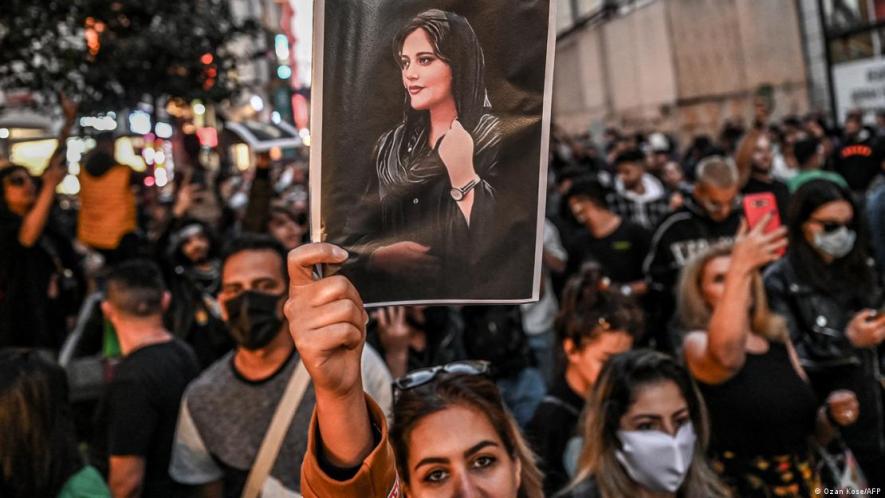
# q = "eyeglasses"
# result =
<box><xmin>392</xmin><ymin>360</ymin><xmax>491</xmax><ymax>398</ymax></box>
<box><xmin>810</xmin><ymin>219</ymin><xmax>852</xmax><ymax>233</ymax></box>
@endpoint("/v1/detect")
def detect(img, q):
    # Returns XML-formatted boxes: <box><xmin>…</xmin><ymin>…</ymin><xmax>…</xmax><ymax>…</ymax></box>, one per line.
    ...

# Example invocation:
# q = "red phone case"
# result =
<box><xmin>742</xmin><ymin>192</ymin><xmax>784</xmax><ymax>255</ymax></box>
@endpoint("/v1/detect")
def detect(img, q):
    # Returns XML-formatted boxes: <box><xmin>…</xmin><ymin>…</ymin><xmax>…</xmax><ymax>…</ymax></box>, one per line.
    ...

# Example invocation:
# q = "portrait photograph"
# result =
<box><xmin>310</xmin><ymin>0</ymin><xmax>555</xmax><ymax>305</ymax></box>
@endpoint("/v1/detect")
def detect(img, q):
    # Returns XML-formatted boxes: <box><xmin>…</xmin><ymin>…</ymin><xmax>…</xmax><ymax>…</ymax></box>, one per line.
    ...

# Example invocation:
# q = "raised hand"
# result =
<box><xmin>730</xmin><ymin>214</ymin><xmax>787</xmax><ymax>274</ymax></box>
<box><xmin>284</xmin><ymin>243</ymin><xmax>373</xmax><ymax>468</ymax></box>
<box><xmin>285</xmin><ymin>243</ymin><xmax>367</xmax><ymax>398</ymax></box>
<box><xmin>438</xmin><ymin>120</ymin><xmax>477</xmax><ymax>188</ymax></box>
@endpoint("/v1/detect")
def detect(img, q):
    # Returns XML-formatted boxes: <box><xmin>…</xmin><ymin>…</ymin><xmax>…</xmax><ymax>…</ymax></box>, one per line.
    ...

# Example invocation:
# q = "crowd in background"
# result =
<box><xmin>1</xmin><ymin>100</ymin><xmax>884</xmax><ymax>498</ymax></box>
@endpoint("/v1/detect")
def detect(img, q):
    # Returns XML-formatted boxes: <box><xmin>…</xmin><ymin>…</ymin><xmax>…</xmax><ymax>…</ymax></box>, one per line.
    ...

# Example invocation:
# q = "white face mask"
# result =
<box><xmin>813</xmin><ymin>226</ymin><xmax>856</xmax><ymax>259</ymax></box>
<box><xmin>615</xmin><ymin>423</ymin><xmax>696</xmax><ymax>493</ymax></box>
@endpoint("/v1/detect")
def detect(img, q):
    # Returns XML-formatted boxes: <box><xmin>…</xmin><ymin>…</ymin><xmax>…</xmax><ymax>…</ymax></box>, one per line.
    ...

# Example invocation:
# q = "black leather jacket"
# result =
<box><xmin>764</xmin><ymin>257</ymin><xmax>885</xmax><ymax>455</ymax></box>
<box><xmin>764</xmin><ymin>257</ymin><xmax>882</xmax><ymax>371</ymax></box>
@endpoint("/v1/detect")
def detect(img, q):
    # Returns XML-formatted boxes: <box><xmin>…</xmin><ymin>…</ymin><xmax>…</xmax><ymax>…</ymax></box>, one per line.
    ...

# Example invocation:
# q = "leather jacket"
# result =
<box><xmin>764</xmin><ymin>257</ymin><xmax>882</xmax><ymax>371</ymax></box>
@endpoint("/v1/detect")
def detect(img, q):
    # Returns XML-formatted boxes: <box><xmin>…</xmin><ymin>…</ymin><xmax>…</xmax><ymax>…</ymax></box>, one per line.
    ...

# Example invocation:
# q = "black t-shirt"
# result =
<box><xmin>833</xmin><ymin>136</ymin><xmax>884</xmax><ymax>193</ymax></box>
<box><xmin>742</xmin><ymin>176</ymin><xmax>791</xmax><ymax>222</ymax></box>
<box><xmin>525</xmin><ymin>376</ymin><xmax>586</xmax><ymax>497</ymax></box>
<box><xmin>102</xmin><ymin>339</ymin><xmax>200</xmax><ymax>498</ymax></box>
<box><xmin>566</xmin><ymin>220</ymin><xmax>651</xmax><ymax>284</ymax></box>
<box><xmin>0</xmin><ymin>211</ymin><xmax>71</xmax><ymax>349</ymax></box>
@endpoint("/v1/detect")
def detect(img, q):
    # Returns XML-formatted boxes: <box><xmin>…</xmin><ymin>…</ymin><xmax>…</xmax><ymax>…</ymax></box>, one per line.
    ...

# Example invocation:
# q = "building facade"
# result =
<box><xmin>554</xmin><ymin>0</ymin><xmax>810</xmax><ymax>141</ymax></box>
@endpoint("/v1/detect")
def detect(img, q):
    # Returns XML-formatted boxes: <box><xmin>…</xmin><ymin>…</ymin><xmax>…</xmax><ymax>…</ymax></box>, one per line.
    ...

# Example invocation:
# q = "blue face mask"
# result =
<box><xmin>615</xmin><ymin>423</ymin><xmax>696</xmax><ymax>493</ymax></box>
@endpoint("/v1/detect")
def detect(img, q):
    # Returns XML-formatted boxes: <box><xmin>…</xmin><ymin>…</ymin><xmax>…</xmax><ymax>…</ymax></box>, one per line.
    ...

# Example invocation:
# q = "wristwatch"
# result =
<box><xmin>450</xmin><ymin>177</ymin><xmax>480</xmax><ymax>201</ymax></box>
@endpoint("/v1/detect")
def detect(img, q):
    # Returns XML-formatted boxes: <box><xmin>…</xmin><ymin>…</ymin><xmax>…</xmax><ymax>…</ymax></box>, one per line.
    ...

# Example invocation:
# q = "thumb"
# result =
<box><xmin>451</xmin><ymin>119</ymin><xmax>464</xmax><ymax>131</ymax></box>
<box><xmin>288</xmin><ymin>243</ymin><xmax>349</xmax><ymax>293</ymax></box>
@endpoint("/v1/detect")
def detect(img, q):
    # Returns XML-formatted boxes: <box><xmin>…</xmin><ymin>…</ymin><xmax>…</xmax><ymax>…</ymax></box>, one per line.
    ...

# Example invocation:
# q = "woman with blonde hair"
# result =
<box><xmin>559</xmin><ymin>349</ymin><xmax>731</xmax><ymax>498</ymax></box>
<box><xmin>679</xmin><ymin>217</ymin><xmax>859</xmax><ymax>497</ymax></box>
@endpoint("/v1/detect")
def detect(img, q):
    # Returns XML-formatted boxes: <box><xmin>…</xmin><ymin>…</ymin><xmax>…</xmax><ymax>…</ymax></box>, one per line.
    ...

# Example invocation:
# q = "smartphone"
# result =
<box><xmin>743</xmin><ymin>192</ymin><xmax>784</xmax><ymax>255</ymax></box>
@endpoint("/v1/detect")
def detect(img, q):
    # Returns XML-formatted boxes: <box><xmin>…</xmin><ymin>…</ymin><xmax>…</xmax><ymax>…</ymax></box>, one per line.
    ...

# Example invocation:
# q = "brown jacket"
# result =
<box><xmin>300</xmin><ymin>395</ymin><xmax>400</xmax><ymax>498</ymax></box>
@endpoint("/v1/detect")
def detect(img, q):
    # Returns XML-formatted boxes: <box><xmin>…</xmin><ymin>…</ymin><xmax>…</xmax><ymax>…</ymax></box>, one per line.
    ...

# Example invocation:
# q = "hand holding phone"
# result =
<box><xmin>743</xmin><ymin>193</ymin><xmax>784</xmax><ymax>256</ymax></box>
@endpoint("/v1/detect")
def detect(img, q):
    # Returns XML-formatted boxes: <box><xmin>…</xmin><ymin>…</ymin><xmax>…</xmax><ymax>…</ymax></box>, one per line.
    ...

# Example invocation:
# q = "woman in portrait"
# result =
<box><xmin>344</xmin><ymin>9</ymin><xmax>503</xmax><ymax>302</ymax></box>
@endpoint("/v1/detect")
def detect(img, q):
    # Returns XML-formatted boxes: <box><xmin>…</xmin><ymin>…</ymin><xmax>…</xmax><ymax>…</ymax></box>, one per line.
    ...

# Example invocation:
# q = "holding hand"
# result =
<box><xmin>438</xmin><ymin>120</ymin><xmax>477</xmax><ymax>187</ymax></box>
<box><xmin>284</xmin><ymin>243</ymin><xmax>373</xmax><ymax>468</ymax></box>
<box><xmin>285</xmin><ymin>243</ymin><xmax>367</xmax><ymax>398</ymax></box>
<box><xmin>730</xmin><ymin>214</ymin><xmax>788</xmax><ymax>274</ymax></box>
<box><xmin>845</xmin><ymin>310</ymin><xmax>885</xmax><ymax>348</ymax></box>
<box><xmin>826</xmin><ymin>390</ymin><xmax>860</xmax><ymax>427</ymax></box>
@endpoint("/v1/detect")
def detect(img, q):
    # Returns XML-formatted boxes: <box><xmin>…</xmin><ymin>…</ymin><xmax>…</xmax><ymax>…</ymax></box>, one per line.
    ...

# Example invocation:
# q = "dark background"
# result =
<box><xmin>318</xmin><ymin>0</ymin><xmax>551</xmax><ymax>300</ymax></box>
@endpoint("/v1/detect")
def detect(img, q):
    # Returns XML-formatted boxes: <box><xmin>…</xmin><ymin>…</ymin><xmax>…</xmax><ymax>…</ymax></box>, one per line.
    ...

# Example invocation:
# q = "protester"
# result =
<box><xmin>93</xmin><ymin>260</ymin><xmax>200</xmax><ymax>498</ymax></box>
<box><xmin>559</xmin><ymin>350</ymin><xmax>731</xmax><ymax>498</ymax></box>
<box><xmin>78</xmin><ymin>132</ymin><xmax>141</xmax><ymax>264</ymax></box>
<box><xmin>521</xmin><ymin>218</ymin><xmax>568</xmax><ymax>385</ymax></box>
<box><xmin>607</xmin><ymin>148</ymin><xmax>671</xmax><ymax>230</ymax></box>
<box><xmin>765</xmin><ymin>179</ymin><xmax>885</xmax><ymax>485</ymax></box>
<box><xmin>680</xmin><ymin>235</ymin><xmax>859</xmax><ymax>496</ymax></box>
<box><xmin>735</xmin><ymin>129</ymin><xmax>791</xmax><ymax>219</ymax></box>
<box><xmin>169</xmin><ymin>235</ymin><xmax>393</xmax><ymax>496</ymax></box>
<box><xmin>0</xmin><ymin>349</ymin><xmax>111</xmax><ymax>498</ymax></box>
<box><xmin>162</xmin><ymin>220</ymin><xmax>232</xmax><ymax>368</ymax></box>
<box><xmin>868</xmin><ymin>182</ymin><xmax>885</xmax><ymax>274</ymax></box>
<box><xmin>286</xmin><ymin>243</ymin><xmax>544</xmax><ymax>498</ymax></box>
<box><xmin>644</xmin><ymin>155</ymin><xmax>742</xmax><ymax>352</ymax></box>
<box><xmin>370</xmin><ymin>306</ymin><xmax>466</xmax><ymax>380</ymax></box>
<box><xmin>787</xmin><ymin>136</ymin><xmax>848</xmax><ymax>193</ymax></box>
<box><xmin>0</xmin><ymin>105</ymin><xmax>80</xmax><ymax>350</ymax></box>
<box><xmin>526</xmin><ymin>263</ymin><xmax>643</xmax><ymax>496</ymax></box>
<box><xmin>564</xmin><ymin>177</ymin><xmax>650</xmax><ymax>297</ymax></box>
<box><xmin>461</xmin><ymin>305</ymin><xmax>547</xmax><ymax>427</ymax></box>
<box><xmin>833</xmin><ymin>114</ymin><xmax>884</xmax><ymax>196</ymax></box>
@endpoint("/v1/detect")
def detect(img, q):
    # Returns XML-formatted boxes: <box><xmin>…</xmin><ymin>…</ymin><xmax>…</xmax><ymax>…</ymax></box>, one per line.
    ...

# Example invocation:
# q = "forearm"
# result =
<box><xmin>384</xmin><ymin>349</ymin><xmax>409</xmax><ymax>379</ymax></box>
<box><xmin>18</xmin><ymin>185</ymin><xmax>55</xmax><ymax>247</ymax></box>
<box><xmin>706</xmin><ymin>269</ymin><xmax>753</xmax><ymax>369</ymax></box>
<box><xmin>814</xmin><ymin>406</ymin><xmax>837</xmax><ymax>445</ymax></box>
<box><xmin>315</xmin><ymin>388</ymin><xmax>374</xmax><ymax>468</ymax></box>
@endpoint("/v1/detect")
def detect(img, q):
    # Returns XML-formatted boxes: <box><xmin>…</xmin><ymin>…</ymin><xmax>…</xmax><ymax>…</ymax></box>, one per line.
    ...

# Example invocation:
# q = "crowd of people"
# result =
<box><xmin>1</xmin><ymin>98</ymin><xmax>884</xmax><ymax>498</ymax></box>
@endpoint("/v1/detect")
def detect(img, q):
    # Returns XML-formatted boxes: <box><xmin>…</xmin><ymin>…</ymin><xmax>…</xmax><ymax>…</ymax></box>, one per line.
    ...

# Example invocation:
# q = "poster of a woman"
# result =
<box><xmin>311</xmin><ymin>0</ymin><xmax>555</xmax><ymax>305</ymax></box>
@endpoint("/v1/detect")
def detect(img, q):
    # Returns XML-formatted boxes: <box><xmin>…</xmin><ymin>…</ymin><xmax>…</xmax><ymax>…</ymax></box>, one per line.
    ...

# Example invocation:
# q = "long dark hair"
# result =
<box><xmin>0</xmin><ymin>164</ymin><xmax>32</xmax><ymax>216</ymax></box>
<box><xmin>570</xmin><ymin>350</ymin><xmax>730</xmax><ymax>498</ymax></box>
<box><xmin>391</xmin><ymin>374</ymin><xmax>544</xmax><ymax>498</ymax></box>
<box><xmin>786</xmin><ymin>179</ymin><xmax>875</xmax><ymax>299</ymax></box>
<box><xmin>0</xmin><ymin>349</ymin><xmax>84</xmax><ymax>498</ymax></box>
<box><xmin>555</xmin><ymin>262</ymin><xmax>644</xmax><ymax>370</ymax></box>
<box><xmin>392</xmin><ymin>9</ymin><xmax>490</xmax><ymax>138</ymax></box>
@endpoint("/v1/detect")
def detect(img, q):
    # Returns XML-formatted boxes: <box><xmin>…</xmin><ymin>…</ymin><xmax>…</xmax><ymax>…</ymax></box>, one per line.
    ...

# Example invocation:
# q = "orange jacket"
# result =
<box><xmin>77</xmin><ymin>165</ymin><xmax>136</xmax><ymax>249</ymax></box>
<box><xmin>300</xmin><ymin>395</ymin><xmax>400</xmax><ymax>498</ymax></box>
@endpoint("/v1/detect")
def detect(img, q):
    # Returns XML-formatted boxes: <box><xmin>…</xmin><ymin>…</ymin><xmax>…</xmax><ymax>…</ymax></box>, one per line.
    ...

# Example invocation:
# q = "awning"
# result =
<box><xmin>225</xmin><ymin>120</ymin><xmax>303</xmax><ymax>152</ymax></box>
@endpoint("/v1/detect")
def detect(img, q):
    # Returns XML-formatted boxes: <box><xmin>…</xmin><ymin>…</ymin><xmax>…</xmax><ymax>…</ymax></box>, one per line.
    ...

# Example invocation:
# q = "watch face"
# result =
<box><xmin>450</xmin><ymin>188</ymin><xmax>464</xmax><ymax>201</ymax></box>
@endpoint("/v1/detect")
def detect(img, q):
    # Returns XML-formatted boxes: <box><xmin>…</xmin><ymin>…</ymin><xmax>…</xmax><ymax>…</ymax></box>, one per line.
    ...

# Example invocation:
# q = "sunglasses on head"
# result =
<box><xmin>392</xmin><ymin>360</ymin><xmax>491</xmax><ymax>398</ymax></box>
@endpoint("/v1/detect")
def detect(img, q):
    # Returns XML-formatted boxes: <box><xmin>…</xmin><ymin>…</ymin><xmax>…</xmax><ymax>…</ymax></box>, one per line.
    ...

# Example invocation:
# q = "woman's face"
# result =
<box><xmin>268</xmin><ymin>212</ymin><xmax>305</xmax><ymax>251</ymax></box>
<box><xmin>802</xmin><ymin>200</ymin><xmax>854</xmax><ymax>245</ymax></box>
<box><xmin>700</xmin><ymin>255</ymin><xmax>731</xmax><ymax>309</ymax></box>
<box><xmin>405</xmin><ymin>404</ymin><xmax>521</xmax><ymax>498</ymax></box>
<box><xmin>565</xmin><ymin>331</ymin><xmax>633</xmax><ymax>395</ymax></box>
<box><xmin>620</xmin><ymin>380</ymin><xmax>691</xmax><ymax>437</ymax></box>
<box><xmin>2</xmin><ymin>169</ymin><xmax>36</xmax><ymax>215</ymax></box>
<box><xmin>400</xmin><ymin>28</ymin><xmax>454</xmax><ymax>112</ymax></box>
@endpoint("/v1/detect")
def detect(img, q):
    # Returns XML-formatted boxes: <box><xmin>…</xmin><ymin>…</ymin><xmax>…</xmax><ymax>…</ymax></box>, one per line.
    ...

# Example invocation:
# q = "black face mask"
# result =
<box><xmin>224</xmin><ymin>290</ymin><xmax>284</xmax><ymax>350</ymax></box>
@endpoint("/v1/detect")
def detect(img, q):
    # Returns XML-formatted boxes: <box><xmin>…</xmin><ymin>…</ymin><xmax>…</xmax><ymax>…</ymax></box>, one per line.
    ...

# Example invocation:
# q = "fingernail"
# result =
<box><xmin>332</xmin><ymin>246</ymin><xmax>349</xmax><ymax>259</ymax></box>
